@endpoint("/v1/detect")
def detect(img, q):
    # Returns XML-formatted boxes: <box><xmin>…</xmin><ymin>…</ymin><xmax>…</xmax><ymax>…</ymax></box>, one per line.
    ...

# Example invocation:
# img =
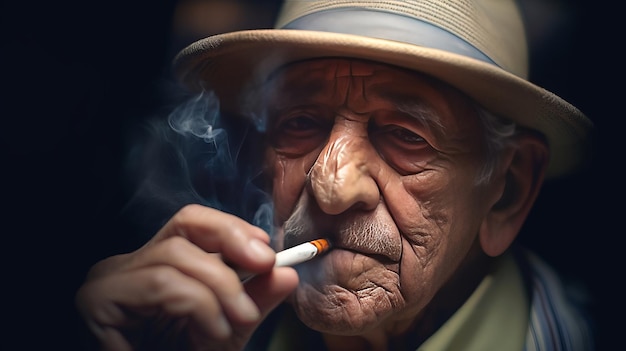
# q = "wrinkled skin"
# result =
<box><xmin>262</xmin><ymin>59</ymin><xmax>515</xmax><ymax>347</ymax></box>
<box><xmin>75</xmin><ymin>58</ymin><xmax>547</xmax><ymax>351</ymax></box>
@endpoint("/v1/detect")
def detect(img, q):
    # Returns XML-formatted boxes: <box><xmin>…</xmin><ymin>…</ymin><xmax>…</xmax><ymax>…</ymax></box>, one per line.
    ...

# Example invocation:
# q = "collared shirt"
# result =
<box><xmin>417</xmin><ymin>251</ymin><xmax>528</xmax><ymax>351</ymax></box>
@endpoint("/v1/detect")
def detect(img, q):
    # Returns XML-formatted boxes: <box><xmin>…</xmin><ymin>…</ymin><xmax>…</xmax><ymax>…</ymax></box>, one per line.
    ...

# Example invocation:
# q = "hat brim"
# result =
<box><xmin>173</xmin><ymin>29</ymin><xmax>593</xmax><ymax>179</ymax></box>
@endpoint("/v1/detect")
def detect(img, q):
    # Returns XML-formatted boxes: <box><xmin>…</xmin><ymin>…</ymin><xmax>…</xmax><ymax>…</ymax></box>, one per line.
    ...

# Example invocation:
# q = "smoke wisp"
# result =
<box><xmin>121</xmin><ymin>90</ymin><xmax>273</xmax><ymax>240</ymax></box>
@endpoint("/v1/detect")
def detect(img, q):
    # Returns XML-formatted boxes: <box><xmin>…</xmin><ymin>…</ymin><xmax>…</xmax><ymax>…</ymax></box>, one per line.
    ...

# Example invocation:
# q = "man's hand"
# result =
<box><xmin>75</xmin><ymin>204</ymin><xmax>299</xmax><ymax>351</ymax></box>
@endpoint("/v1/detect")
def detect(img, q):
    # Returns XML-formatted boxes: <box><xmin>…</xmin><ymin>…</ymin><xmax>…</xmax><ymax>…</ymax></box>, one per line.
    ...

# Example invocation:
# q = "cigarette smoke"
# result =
<box><xmin>121</xmin><ymin>89</ymin><xmax>273</xmax><ymax>240</ymax></box>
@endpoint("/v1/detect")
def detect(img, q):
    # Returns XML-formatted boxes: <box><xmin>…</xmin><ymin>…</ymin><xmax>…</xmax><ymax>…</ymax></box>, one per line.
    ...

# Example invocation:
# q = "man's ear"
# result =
<box><xmin>479</xmin><ymin>131</ymin><xmax>549</xmax><ymax>257</ymax></box>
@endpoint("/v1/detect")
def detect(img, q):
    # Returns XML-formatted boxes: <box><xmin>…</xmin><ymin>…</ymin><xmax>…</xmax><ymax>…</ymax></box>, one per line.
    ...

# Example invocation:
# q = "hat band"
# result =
<box><xmin>281</xmin><ymin>8</ymin><xmax>496</xmax><ymax>67</ymax></box>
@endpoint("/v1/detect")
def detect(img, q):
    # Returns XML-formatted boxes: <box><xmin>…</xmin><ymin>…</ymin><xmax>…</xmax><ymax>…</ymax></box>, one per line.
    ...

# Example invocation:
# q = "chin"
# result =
<box><xmin>288</xmin><ymin>277</ymin><xmax>399</xmax><ymax>335</ymax></box>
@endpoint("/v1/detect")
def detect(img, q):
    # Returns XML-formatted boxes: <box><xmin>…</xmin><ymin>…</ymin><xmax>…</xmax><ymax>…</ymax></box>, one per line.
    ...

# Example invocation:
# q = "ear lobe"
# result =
<box><xmin>480</xmin><ymin>132</ymin><xmax>549</xmax><ymax>257</ymax></box>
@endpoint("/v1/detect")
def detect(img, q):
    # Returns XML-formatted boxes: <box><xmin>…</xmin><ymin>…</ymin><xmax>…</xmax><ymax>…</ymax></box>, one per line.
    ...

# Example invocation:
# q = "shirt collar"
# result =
<box><xmin>418</xmin><ymin>251</ymin><xmax>528</xmax><ymax>351</ymax></box>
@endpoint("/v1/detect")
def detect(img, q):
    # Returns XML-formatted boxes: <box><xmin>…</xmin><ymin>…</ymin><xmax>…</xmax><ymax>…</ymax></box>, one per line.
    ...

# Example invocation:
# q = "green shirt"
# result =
<box><xmin>417</xmin><ymin>252</ymin><xmax>528</xmax><ymax>351</ymax></box>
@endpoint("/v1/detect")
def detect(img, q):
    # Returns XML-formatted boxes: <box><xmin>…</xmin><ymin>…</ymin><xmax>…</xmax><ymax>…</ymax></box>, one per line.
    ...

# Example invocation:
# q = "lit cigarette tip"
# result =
<box><xmin>274</xmin><ymin>238</ymin><xmax>332</xmax><ymax>267</ymax></box>
<box><xmin>310</xmin><ymin>238</ymin><xmax>331</xmax><ymax>254</ymax></box>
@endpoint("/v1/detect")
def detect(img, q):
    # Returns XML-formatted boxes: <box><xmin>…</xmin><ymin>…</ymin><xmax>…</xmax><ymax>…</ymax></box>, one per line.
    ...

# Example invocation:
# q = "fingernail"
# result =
<box><xmin>213</xmin><ymin>314</ymin><xmax>232</xmax><ymax>338</ymax></box>
<box><xmin>248</xmin><ymin>239</ymin><xmax>275</xmax><ymax>262</ymax></box>
<box><xmin>235</xmin><ymin>292</ymin><xmax>260</xmax><ymax>322</ymax></box>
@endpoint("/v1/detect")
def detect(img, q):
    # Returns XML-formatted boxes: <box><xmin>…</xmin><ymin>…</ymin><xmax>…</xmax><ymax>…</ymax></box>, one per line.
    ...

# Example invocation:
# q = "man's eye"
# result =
<box><xmin>390</xmin><ymin>128</ymin><xmax>425</xmax><ymax>144</ymax></box>
<box><xmin>372</xmin><ymin>124</ymin><xmax>426</xmax><ymax>146</ymax></box>
<box><xmin>280</xmin><ymin>116</ymin><xmax>320</xmax><ymax>133</ymax></box>
<box><xmin>369</xmin><ymin>123</ymin><xmax>435</xmax><ymax>175</ymax></box>
<box><xmin>269</xmin><ymin>113</ymin><xmax>329</xmax><ymax>154</ymax></box>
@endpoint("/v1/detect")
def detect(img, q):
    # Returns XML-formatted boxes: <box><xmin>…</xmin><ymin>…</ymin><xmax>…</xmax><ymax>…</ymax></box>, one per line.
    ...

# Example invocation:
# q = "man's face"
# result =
<box><xmin>261</xmin><ymin>58</ymin><xmax>497</xmax><ymax>335</ymax></box>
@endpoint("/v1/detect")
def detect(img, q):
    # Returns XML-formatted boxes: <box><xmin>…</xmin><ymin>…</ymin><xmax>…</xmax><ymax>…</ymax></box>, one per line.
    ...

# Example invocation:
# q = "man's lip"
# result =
<box><xmin>308</xmin><ymin>248</ymin><xmax>401</xmax><ymax>278</ymax></box>
<box><xmin>330</xmin><ymin>244</ymin><xmax>399</xmax><ymax>265</ymax></box>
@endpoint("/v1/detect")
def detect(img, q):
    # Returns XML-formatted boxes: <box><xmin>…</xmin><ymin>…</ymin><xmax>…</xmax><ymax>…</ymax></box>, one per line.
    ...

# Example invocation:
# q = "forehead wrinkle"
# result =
<box><xmin>264</xmin><ymin>60</ymin><xmax>349</xmax><ymax>110</ymax></box>
<box><xmin>270</xmin><ymin>76</ymin><xmax>326</xmax><ymax>106</ymax></box>
<box><xmin>338</xmin><ymin>61</ymin><xmax>373</xmax><ymax>115</ymax></box>
<box><xmin>326</xmin><ymin>60</ymin><xmax>364</xmax><ymax>113</ymax></box>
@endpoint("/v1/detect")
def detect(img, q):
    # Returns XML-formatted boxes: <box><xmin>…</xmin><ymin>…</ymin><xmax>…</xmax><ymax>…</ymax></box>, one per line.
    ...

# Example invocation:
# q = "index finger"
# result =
<box><xmin>147</xmin><ymin>204</ymin><xmax>276</xmax><ymax>269</ymax></box>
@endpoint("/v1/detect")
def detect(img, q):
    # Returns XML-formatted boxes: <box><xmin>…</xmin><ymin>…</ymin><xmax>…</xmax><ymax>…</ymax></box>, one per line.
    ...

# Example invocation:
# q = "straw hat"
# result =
<box><xmin>173</xmin><ymin>0</ymin><xmax>593</xmax><ymax>178</ymax></box>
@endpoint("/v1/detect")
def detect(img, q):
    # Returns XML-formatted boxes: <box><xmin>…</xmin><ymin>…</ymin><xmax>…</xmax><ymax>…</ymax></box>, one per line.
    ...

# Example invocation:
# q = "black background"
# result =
<box><xmin>2</xmin><ymin>1</ymin><xmax>621</xmax><ymax>349</ymax></box>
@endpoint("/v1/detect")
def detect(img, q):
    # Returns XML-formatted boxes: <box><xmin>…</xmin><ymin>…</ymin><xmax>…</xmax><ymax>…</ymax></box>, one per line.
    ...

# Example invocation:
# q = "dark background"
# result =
<box><xmin>2</xmin><ymin>0</ymin><xmax>621</xmax><ymax>349</ymax></box>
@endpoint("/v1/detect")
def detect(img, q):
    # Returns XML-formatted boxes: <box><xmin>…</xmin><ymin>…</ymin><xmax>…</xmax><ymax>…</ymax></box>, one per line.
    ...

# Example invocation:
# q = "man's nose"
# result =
<box><xmin>307</xmin><ymin>133</ymin><xmax>380</xmax><ymax>215</ymax></box>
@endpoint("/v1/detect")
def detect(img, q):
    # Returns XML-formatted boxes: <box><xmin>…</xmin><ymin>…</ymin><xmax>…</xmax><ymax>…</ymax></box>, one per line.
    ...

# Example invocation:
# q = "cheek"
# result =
<box><xmin>393</xmin><ymin>172</ymin><xmax>486</xmax><ymax>299</ymax></box>
<box><xmin>393</xmin><ymin>160</ymin><xmax>486</xmax><ymax>242</ymax></box>
<box><xmin>387</xmin><ymin>171</ymin><xmax>478</xmax><ymax>273</ymax></box>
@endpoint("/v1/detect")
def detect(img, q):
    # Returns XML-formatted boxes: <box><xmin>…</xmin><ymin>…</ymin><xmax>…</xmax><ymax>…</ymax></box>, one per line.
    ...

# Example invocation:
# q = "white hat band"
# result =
<box><xmin>282</xmin><ymin>8</ymin><xmax>496</xmax><ymax>67</ymax></box>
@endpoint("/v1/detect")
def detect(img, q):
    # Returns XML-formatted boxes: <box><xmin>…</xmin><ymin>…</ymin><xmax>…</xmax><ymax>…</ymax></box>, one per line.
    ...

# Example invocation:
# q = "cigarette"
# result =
<box><xmin>275</xmin><ymin>238</ymin><xmax>331</xmax><ymax>266</ymax></box>
<box><xmin>238</xmin><ymin>238</ymin><xmax>331</xmax><ymax>281</ymax></box>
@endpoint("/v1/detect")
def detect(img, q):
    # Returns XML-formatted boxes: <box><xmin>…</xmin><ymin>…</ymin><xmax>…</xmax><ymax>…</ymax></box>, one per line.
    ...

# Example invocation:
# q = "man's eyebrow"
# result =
<box><xmin>400</xmin><ymin>102</ymin><xmax>443</xmax><ymax>132</ymax></box>
<box><xmin>379</xmin><ymin>92</ymin><xmax>444</xmax><ymax>132</ymax></box>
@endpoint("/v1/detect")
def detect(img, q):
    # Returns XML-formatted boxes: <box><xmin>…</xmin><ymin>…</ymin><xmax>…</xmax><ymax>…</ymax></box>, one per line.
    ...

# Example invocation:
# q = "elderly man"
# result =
<box><xmin>76</xmin><ymin>1</ymin><xmax>594</xmax><ymax>350</ymax></box>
